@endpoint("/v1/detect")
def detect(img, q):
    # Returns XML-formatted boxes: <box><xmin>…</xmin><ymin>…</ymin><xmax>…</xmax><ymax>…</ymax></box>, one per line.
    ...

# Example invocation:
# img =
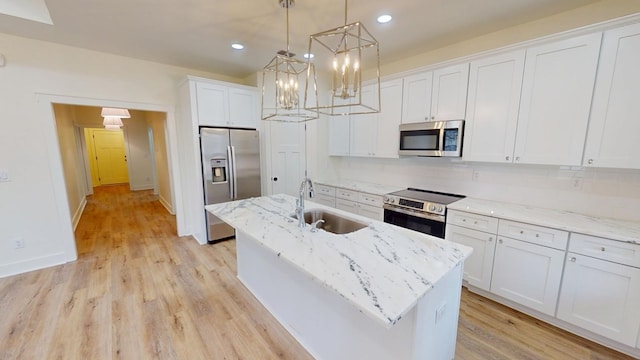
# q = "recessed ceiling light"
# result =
<box><xmin>303</xmin><ymin>53</ymin><xmax>314</xmax><ymax>59</ymax></box>
<box><xmin>231</xmin><ymin>43</ymin><xmax>245</xmax><ymax>50</ymax></box>
<box><xmin>377</xmin><ymin>14</ymin><xmax>392</xmax><ymax>24</ymax></box>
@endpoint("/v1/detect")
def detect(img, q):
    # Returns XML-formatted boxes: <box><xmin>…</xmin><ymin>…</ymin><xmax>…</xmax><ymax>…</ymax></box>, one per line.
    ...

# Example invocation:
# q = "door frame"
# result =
<box><xmin>36</xmin><ymin>93</ymin><xmax>185</xmax><ymax>263</ymax></box>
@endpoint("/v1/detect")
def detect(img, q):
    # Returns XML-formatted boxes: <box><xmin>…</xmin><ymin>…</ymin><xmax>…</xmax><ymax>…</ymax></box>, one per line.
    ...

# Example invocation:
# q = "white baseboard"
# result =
<box><xmin>159</xmin><ymin>194</ymin><xmax>174</xmax><ymax>215</ymax></box>
<box><xmin>130</xmin><ymin>183</ymin><xmax>154</xmax><ymax>191</ymax></box>
<box><xmin>71</xmin><ymin>196</ymin><xmax>87</xmax><ymax>231</ymax></box>
<box><xmin>0</xmin><ymin>251</ymin><xmax>75</xmax><ymax>278</ymax></box>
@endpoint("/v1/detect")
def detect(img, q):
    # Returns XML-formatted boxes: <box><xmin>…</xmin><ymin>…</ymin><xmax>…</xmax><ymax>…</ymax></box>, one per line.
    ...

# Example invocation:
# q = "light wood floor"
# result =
<box><xmin>0</xmin><ymin>185</ymin><xmax>633</xmax><ymax>359</ymax></box>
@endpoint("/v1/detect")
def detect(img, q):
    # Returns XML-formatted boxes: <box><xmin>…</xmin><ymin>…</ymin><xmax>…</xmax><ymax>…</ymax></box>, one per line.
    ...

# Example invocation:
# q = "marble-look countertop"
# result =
<box><xmin>448</xmin><ymin>198</ymin><xmax>640</xmax><ymax>245</ymax></box>
<box><xmin>206</xmin><ymin>194</ymin><xmax>472</xmax><ymax>328</ymax></box>
<box><xmin>315</xmin><ymin>179</ymin><xmax>404</xmax><ymax>196</ymax></box>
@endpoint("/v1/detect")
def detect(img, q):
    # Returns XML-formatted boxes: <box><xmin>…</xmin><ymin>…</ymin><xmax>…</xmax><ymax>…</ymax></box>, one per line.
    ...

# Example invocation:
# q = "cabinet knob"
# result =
<box><xmin>588</xmin><ymin>159</ymin><xmax>594</xmax><ymax>165</ymax></box>
<box><xmin>462</xmin><ymin>219</ymin><xmax>466</xmax><ymax>222</ymax></box>
<box><xmin>272</xmin><ymin>177</ymin><xmax>278</xmax><ymax>181</ymax></box>
<box><xmin>535</xmin><ymin>234</ymin><xmax>539</xmax><ymax>238</ymax></box>
<box><xmin>488</xmin><ymin>237</ymin><xmax>493</xmax><ymax>242</ymax></box>
<box><xmin>498</xmin><ymin>239</ymin><xmax>503</xmax><ymax>244</ymax></box>
<box><xmin>516</xmin><ymin>156</ymin><xmax>521</xmax><ymax>161</ymax></box>
<box><xmin>570</xmin><ymin>257</ymin><xmax>576</xmax><ymax>262</ymax></box>
<box><xmin>519</xmin><ymin>230</ymin><xmax>524</xmax><ymax>234</ymax></box>
<box><xmin>431</xmin><ymin>116</ymin><xmax>435</xmax><ymax>120</ymax></box>
<box><xmin>505</xmin><ymin>156</ymin><xmax>510</xmax><ymax>161</ymax></box>
<box><xmin>473</xmin><ymin>221</ymin><xmax>478</xmax><ymax>224</ymax></box>
<box><xmin>600</xmin><ymin>247</ymin><xmax>606</xmax><ymax>252</ymax></box>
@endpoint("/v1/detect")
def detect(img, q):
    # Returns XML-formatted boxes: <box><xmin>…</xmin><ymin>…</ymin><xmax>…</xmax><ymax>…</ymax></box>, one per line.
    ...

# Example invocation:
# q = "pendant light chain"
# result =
<box><xmin>344</xmin><ymin>0</ymin><xmax>348</xmax><ymax>26</ymax></box>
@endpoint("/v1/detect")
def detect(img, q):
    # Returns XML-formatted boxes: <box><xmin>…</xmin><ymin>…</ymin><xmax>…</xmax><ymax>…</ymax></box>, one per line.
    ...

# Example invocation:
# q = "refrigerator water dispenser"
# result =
<box><xmin>210</xmin><ymin>159</ymin><xmax>227</xmax><ymax>183</ymax></box>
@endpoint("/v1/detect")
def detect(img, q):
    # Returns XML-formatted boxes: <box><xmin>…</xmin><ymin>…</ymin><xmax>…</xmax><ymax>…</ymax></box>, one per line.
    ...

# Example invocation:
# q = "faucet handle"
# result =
<box><xmin>310</xmin><ymin>219</ymin><xmax>325</xmax><ymax>233</ymax></box>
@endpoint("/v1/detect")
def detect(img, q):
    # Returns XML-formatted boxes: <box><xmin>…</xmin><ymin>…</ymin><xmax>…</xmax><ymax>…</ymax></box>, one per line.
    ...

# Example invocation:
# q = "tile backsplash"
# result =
<box><xmin>331</xmin><ymin>156</ymin><xmax>640</xmax><ymax>222</ymax></box>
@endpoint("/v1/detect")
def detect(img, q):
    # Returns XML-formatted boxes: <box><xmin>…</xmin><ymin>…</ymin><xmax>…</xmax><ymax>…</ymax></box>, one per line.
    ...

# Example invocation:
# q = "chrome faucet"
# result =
<box><xmin>296</xmin><ymin>177</ymin><xmax>315</xmax><ymax>228</ymax></box>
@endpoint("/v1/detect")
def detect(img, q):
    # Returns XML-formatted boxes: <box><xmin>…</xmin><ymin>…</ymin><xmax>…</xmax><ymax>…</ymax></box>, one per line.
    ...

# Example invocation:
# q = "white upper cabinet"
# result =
<box><xmin>401</xmin><ymin>63</ymin><xmax>469</xmax><ymax>123</ymax></box>
<box><xmin>228</xmin><ymin>87</ymin><xmax>259</xmax><ymax>129</ymax></box>
<box><xmin>338</xmin><ymin>79</ymin><xmax>403</xmax><ymax>158</ymax></box>
<box><xmin>431</xmin><ymin>63</ymin><xmax>470</xmax><ymax>121</ymax></box>
<box><xmin>583</xmin><ymin>23</ymin><xmax>640</xmax><ymax>169</ymax></box>
<box><xmin>374</xmin><ymin>79</ymin><xmax>403</xmax><ymax>158</ymax></box>
<box><xmin>196</xmin><ymin>82</ymin><xmax>229</xmax><ymax>126</ymax></box>
<box><xmin>463</xmin><ymin>50</ymin><xmax>526</xmax><ymax>163</ymax></box>
<box><xmin>401</xmin><ymin>72</ymin><xmax>433</xmax><ymax>123</ymax></box>
<box><xmin>196</xmin><ymin>81</ymin><xmax>258</xmax><ymax>129</ymax></box>
<box><xmin>328</xmin><ymin>115</ymin><xmax>351</xmax><ymax>156</ymax></box>
<box><xmin>349</xmin><ymin>85</ymin><xmax>378</xmax><ymax>157</ymax></box>
<box><xmin>513</xmin><ymin>33</ymin><xmax>602</xmax><ymax>166</ymax></box>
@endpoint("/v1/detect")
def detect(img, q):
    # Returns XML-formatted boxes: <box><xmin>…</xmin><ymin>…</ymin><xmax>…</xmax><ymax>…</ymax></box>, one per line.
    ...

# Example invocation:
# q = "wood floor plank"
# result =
<box><xmin>0</xmin><ymin>184</ymin><xmax>634</xmax><ymax>360</ymax></box>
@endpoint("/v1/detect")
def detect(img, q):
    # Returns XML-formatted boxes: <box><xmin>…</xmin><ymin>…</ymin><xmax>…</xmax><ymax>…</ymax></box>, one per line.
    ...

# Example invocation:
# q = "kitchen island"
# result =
<box><xmin>206</xmin><ymin>194</ymin><xmax>472</xmax><ymax>360</ymax></box>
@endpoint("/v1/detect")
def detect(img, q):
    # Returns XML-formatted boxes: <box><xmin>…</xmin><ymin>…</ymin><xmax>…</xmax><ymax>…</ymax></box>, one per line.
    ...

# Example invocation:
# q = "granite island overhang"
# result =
<box><xmin>206</xmin><ymin>194</ymin><xmax>472</xmax><ymax>360</ymax></box>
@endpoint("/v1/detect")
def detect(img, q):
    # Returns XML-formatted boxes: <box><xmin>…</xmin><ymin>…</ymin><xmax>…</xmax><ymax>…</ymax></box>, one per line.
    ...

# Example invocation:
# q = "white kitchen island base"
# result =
<box><xmin>236</xmin><ymin>230</ymin><xmax>464</xmax><ymax>360</ymax></box>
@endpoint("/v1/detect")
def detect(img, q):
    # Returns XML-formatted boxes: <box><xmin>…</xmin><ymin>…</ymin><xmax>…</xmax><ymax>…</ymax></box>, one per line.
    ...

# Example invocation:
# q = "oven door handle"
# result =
<box><xmin>383</xmin><ymin>204</ymin><xmax>446</xmax><ymax>223</ymax></box>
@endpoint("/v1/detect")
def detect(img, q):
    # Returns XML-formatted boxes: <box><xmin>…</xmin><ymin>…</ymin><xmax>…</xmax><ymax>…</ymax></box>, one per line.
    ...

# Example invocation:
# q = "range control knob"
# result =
<box><xmin>428</xmin><ymin>204</ymin><xmax>436</xmax><ymax>211</ymax></box>
<box><xmin>437</xmin><ymin>206</ymin><xmax>444</xmax><ymax>212</ymax></box>
<box><xmin>383</xmin><ymin>195</ymin><xmax>390</xmax><ymax>203</ymax></box>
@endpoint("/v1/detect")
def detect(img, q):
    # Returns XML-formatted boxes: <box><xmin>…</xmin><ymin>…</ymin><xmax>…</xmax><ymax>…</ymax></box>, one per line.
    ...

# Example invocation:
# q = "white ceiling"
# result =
<box><xmin>0</xmin><ymin>0</ymin><xmax>599</xmax><ymax>79</ymax></box>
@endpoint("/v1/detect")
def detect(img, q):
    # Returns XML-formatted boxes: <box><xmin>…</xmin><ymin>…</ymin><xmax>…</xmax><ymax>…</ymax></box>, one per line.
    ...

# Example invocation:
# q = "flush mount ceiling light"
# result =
<box><xmin>101</xmin><ymin>107</ymin><xmax>130</xmax><ymax>118</ymax></box>
<box><xmin>261</xmin><ymin>0</ymin><xmax>318</xmax><ymax>122</ymax></box>
<box><xmin>102</xmin><ymin>116</ymin><xmax>124</xmax><ymax>130</ymax></box>
<box><xmin>304</xmin><ymin>0</ymin><xmax>380</xmax><ymax>116</ymax></box>
<box><xmin>231</xmin><ymin>43</ymin><xmax>245</xmax><ymax>50</ymax></box>
<box><xmin>377</xmin><ymin>14</ymin><xmax>392</xmax><ymax>24</ymax></box>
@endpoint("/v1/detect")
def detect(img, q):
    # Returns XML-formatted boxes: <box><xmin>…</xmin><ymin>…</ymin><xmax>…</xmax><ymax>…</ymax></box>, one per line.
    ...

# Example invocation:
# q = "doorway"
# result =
<box><xmin>86</xmin><ymin>128</ymin><xmax>129</xmax><ymax>186</ymax></box>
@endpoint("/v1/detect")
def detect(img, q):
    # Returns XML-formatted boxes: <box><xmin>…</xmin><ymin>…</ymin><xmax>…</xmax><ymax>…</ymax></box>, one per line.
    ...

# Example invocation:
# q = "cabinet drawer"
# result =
<box><xmin>336</xmin><ymin>198</ymin><xmax>358</xmax><ymax>213</ymax></box>
<box><xmin>498</xmin><ymin>220</ymin><xmax>568</xmax><ymax>250</ymax></box>
<box><xmin>358</xmin><ymin>192</ymin><xmax>382</xmax><ymax>207</ymax></box>
<box><xmin>313</xmin><ymin>194</ymin><xmax>336</xmax><ymax>208</ymax></box>
<box><xmin>336</xmin><ymin>188</ymin><xmax>358</xmax><ymax>201</ymax></box>
<box><xmin>358</xmin><ymin>203</ymin><xmax>383</xmax><ymax>221</ymax></box>
<box><xmin>315</xmin><ymin>184</ymin><xmax>336</xmax><ymax>197</ymax></box>
<box><xmin>447</xmin><ymin>210</ymin><xmax>498</xmax><ymax>233</ymax></box>
<box><xmin>569</xmin><ymin>233</ymin><xmax>640</xmax><ymax>268</ymax></box>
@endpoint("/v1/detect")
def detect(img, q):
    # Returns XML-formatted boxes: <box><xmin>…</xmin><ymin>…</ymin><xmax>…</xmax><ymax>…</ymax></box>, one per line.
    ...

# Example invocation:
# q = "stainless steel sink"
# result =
<box><xmin>292</xmin><ymin>209</ymin><xmax>368</xmax><ymax>234</ymax></box>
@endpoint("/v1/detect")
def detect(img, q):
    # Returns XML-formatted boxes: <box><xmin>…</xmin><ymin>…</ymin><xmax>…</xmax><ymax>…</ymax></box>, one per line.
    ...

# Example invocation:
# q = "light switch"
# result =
<box><xmin>0</xmin><ymin>169</ymin><xmax>10</xmax><ymax>182</ymax></box>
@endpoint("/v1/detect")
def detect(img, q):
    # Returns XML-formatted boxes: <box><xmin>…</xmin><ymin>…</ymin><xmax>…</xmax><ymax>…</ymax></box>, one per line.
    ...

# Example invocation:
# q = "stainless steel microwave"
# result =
<box><xmin>398</xmin><ymin>120</ymin><xmax>464</xmax><ymax>157</ymax></box>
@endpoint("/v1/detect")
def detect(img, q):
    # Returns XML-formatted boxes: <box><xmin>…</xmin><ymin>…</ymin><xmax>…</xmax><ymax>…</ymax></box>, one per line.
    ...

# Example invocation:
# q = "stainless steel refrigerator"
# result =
<box><xmin>200</xmin><ymin>127</ymin><xmax>261</xmax><ymax>243</ymax></box>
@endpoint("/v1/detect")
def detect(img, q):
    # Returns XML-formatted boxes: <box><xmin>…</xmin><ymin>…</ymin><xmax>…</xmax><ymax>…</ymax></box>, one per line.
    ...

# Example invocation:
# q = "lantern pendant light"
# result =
<box><xmin>261</xmin><ymin>0</ymin><xmax>318</xmax><ymax>122</ymax></box>
<box><xmin>304</xmin><ymin>0</ymin><xmax>380</xmax><ymax>116</ymax></box>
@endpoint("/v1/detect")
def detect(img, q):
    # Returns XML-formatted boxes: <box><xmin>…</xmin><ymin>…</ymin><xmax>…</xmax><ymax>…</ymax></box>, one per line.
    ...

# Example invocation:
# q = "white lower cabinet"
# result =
<box><xmin>445</xmin><ymin>224</ymin><xmax>496</xmax><ymax>291</ymax></box>
<box><xmin>314</xmin><ymin>185</ymin><xmax>383</xmax><ymax>221</ymax></box>
<box><xmin>557</xmin><ymin>234</ymin><xmax>640</xmax><ymax>347</ymax></box>
<box><xmin>314</xmin><ymin>194</ymin><xmax>336</xmax><ymax>208</ymax></box>
<box><xmin>491</xmin><ymin>236</ymin><xmax>565</xmax><ymax>316</ymax></box>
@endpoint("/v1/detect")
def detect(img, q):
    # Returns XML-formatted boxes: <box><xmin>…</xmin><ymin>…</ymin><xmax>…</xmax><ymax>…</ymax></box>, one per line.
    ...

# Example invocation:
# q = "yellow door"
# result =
<box><xmin>89</xmin><ymin>129</ymin><xmax>129</xmax><ymax>185</ymax></box>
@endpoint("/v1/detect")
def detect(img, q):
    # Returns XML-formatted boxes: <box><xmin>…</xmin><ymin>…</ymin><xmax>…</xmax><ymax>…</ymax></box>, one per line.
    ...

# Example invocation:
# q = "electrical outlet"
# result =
<box><xmin>13</xmin><ymin>238</ymin><xmax>25</xmax><ymax>249</ymax></box>
<box><xmin>472</xmin><ymin>170</ymin><xmax>480</xmax><ymax>181</ymax></box>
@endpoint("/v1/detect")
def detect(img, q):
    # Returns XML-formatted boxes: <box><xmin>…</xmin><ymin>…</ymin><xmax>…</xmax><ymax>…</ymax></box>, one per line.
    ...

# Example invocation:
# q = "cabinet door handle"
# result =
<box><xmin>570</xmin><ymin>257</ymin><xmax>577</xmax><ymax>262</ymax></box>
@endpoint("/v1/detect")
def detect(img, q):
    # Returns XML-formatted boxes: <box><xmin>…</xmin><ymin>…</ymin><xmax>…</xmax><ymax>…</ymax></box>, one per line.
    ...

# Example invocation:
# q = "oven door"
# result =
<box><xmin>383</xmin><ymin>205</ymin><xmax>446</xmax><ymax>238</ymax></box>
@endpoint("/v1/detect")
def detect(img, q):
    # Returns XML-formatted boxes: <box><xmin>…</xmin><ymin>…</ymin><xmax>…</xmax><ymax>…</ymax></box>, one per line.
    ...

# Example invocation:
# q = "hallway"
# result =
<box><xmin>0</xmin><ymin>185</ymin><xmax>310</xmax><ymax>359</ymax></box>
<box><xmin>0</xmin><ymin>186</ymin><xmax>632</xmax><ymax>359</ymax></box>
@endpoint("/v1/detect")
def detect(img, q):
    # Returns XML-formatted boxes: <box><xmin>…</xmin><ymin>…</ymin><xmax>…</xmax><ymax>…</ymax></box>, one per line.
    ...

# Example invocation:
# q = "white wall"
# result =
<box><xmin>124</xmin><ymin>110</ymin><xmax>154</xmax><ymax>191</ymax></box>
<box><xmin>0</xmin><ymin>33</ymin><xmax>239</xmax><ymax>277</ymax></box>
<box><xmin>146</xmin><ymin>111</ymin><xmax>173</xmax><ymax>213</ymax></box>
<box><xmin>52</xmin><ymin>104</ymin><xmax>87</xmax><ymax>229</ymax></box>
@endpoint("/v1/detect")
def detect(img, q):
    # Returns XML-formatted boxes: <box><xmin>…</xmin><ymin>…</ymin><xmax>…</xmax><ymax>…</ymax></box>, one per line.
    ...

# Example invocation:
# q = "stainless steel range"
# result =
<box><xmin>383</xmin><ymin>188</ymin><xmax>465</xmax><ymax>238</ymax></box>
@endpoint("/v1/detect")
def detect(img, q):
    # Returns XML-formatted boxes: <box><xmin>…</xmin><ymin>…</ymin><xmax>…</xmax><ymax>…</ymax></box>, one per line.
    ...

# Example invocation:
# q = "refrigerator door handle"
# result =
<box><xmin>231</xmin><ymin>145</ymin><xmax>238</xmax><ymax>199</ymax></box>
<box><xmin>227</xmin><ymin>145</ymin><xmax>235</xmax><ymax>199</ymax></box>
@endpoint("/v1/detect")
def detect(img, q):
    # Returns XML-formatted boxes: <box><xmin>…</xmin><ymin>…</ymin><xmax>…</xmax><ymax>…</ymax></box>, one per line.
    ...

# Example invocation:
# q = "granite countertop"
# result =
<box><xmin>315</xmin><ymin>179</ymin><xmax>404</xmax><ymax>196</ymax></box>
<box><xmin>206</xmin><ymin>194</ymin><xmax>472</xmax><ymax>328</ymax></box>
<box><xmin>448</xmin><ymin>198</ymin><xmax>640</xmax><ymax>245</ymax></box>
